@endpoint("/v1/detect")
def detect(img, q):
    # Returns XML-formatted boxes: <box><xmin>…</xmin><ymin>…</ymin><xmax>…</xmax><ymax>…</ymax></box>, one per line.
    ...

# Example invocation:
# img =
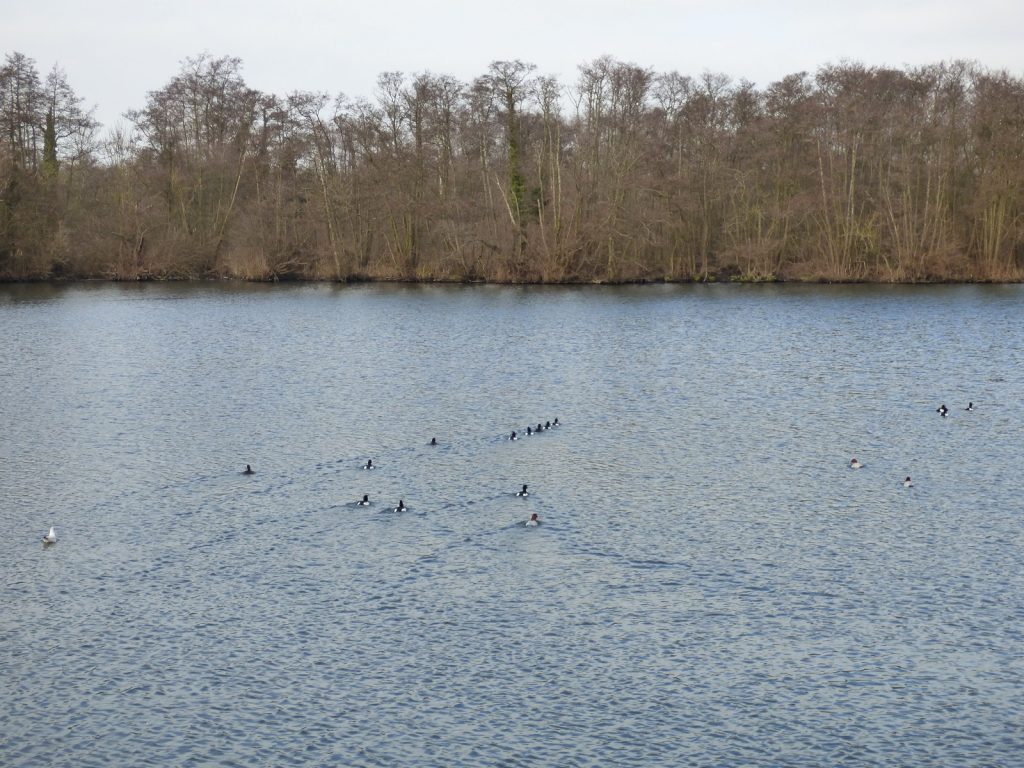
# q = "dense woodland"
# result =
<box><xmin>2</xmin><ymin>52</ymin><xmax>1023</xmax><ymax>282</ymax></box>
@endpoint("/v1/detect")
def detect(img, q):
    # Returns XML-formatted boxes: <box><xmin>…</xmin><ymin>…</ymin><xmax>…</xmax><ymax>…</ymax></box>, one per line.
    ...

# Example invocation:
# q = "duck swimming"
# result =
<box><xmin>509</xmin><ymin>431</ymin><xmax>518</xmax><ymax>441</ymax></box>
<box><xmin>850</xmin><ymin>458</ymin><xmax>863</xmax><ymax>469</ymax></box>
<box><xmin>42</xmin><ymin>526</ymin><xmax>57</xmax><ymax>544</ymax></box>
<box><xmin>363</xmin><ymin>459</ymin><xmax>374</xmax><ymax>470</ymax></box>
<box><xmin>544</xmin><ymin>421</ymin><xmax>551</xmax><ymax>430</ymax></box>
<box><xmin>243</xmin><ymin>464</ymin><xmax>254</xmax><ymax>475</ymax></box>
<box><xmin>516</xmin><ymin>484</ymin><xmax>529</xmax><ymax>497</ymax></box>
<box><xmin>903</xmin><ymin>476</ymin><xmax>913</xmax><ymax>487</ymax></box>
<box><xmin>358</xmin><ymin>494</ymin><xmax>370</xmax><ymax>506</ymax></box>
<box><xmin>394</xmin><ymin>500</ymin><xmax>407</xmax><ymax>513</ymax></box>
<box><xmin>526</xmin><ymin>426</ymin><xmax>533</xmax><ymax>436</ymax></box>
<box><xmin>965</xmin><ymin>402</ymin><xmax>974</xmax><ymax>411</ymax></box>
<box><xmin>553</xmin><ymin>417</ymin><xmax>560</xmax><ymax>427</ymax></box>
<box><xmin>430</xmin><ymin>437</ymin><xmax>438</xmax><ymax>446</ymax></box>
<box><xmin>937</xmin><ymin>404</ymin><xmax>948</xmax><ymax>417</ymax></box>
<box><xmin>525</xmin><ymin>513</ymin><xmax>540</xmax><ymax>527</ymax></box>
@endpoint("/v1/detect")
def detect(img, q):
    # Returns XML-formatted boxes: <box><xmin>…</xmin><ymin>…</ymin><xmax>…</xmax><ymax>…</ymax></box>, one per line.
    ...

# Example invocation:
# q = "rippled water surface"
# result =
<box><xmin>2</xmin><ymin>283</ymin><xmax>1022</xmax><ymax>766</ymax></box>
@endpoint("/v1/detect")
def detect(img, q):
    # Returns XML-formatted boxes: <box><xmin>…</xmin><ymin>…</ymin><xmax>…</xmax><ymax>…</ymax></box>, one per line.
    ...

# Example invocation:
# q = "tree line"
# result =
<box><xmin>2</xmin><ymin>52</ymin><xmax>1022</xmax><ymax>282</ymax></box>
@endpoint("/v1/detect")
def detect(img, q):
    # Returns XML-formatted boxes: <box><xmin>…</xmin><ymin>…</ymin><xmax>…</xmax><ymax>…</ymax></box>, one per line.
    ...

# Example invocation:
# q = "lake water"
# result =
<box><xmin>1</xmin><ymin>283</ymin><xmax>1022</xmax><ymax>767</ymax></box>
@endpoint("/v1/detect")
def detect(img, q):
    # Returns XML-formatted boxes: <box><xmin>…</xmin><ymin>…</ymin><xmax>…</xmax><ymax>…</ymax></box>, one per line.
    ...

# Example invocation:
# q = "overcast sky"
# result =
<box><xmin>4</xmin><ymin>0</ymin><xmax>1023</xmax><ymax>130</ymax></box>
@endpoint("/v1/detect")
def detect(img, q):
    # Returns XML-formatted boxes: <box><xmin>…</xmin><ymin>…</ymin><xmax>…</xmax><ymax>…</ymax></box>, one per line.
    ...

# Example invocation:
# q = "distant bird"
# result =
<box><xmin>509</xmin><ymin>431</ymin><xmax>518</xmax><ymax>441</ymax></box>
<box><xmin>42</xmin><ymin>526</ymin><xmax>57</xmax><ymax>545</ymax></box>
<box><xmin>965</xmin><ymin>402</ymin><xmax>974</xmax><ymax>411</ymax></box>
<box><xmin>553</xmin><ymin>417</ymin><xmax>560</xmax><ymax>427</ymax></box>
<box><xmin>358</xmin><ymin>494</ymin><xmax>370</xmax><ymax>506</ymax></box>
<box><xmin>430</xmin><ymin>437</ymin><xmax>438</xmax><ymax>446</ymax></box>
<box><xmin>243</xmin><ymin>464</ymin><xmax>254</xmax><ymax>475</ymax></box>
<box><xmin>525</xmin><ymin>513</ymin><xmax>540</xmax><ymax>527</ymax></box>
<box><xmin>526</xmin><ymin>426</ymin><xmax>533</xmax><ymax>436</ymax></box>
<box><xmin>363</xmin><ymin>459</ymin><xmax>374</xmax><ymax>470</ymax></box>
<box><xmin>903</xmin><ymin>476</ymin><xmax>913</xmax><ymax>488</ymax></box>
<box><xmin>544</xmin><ymin>421</ymin><xmax>551</xmax><ymax>430</ymax></box>
<box><xmin>394</xmin><ymin>499</ymin><xmax>407</xmax><ymax>513</ymax></box>
<box><xmin>850</xmin><ymin>458</ymin><xmax>863</xmax><ymax>469</ymax></box>
<box><xmin>537</xmin><ymin>423</ymin><xmax>544</xmax><ymax>432</ymax></box>
<box><xmin>937</xmin><ymin>404</ymin><xmax>948</xmax><ymax>417</ymax></box>
<box><xmin>516</xmin><ymin>484</ymin><xmax>529</xmax><ymax>497</ymax></box>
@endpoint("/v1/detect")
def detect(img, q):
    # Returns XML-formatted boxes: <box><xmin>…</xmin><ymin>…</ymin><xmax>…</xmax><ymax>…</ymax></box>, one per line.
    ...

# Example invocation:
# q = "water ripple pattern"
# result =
<box><xmin>1</xmin><ymin>282</ymin><xmax>1022</xmax><ymax>766</ymax></box>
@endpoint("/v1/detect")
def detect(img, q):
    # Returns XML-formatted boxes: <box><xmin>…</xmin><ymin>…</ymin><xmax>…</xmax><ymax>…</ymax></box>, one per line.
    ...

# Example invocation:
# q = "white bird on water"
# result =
<box><xmin>42</xmin><ymin>526</ymin><xmax>57</xmax><ymax>544</ymax></box>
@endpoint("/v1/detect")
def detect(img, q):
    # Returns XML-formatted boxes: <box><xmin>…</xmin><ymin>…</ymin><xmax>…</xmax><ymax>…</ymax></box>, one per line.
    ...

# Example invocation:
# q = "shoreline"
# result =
<box><xmin>1</xmin><ymin>275</ymin><xmax>1021</xmax><ymax>286</ymax></box>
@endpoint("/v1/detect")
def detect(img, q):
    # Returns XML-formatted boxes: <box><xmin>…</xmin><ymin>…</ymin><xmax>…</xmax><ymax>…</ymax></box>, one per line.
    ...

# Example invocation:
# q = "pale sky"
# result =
<box><xmin>3</xmin><ymin>0</ymin><xmax>1023</xmax><ymax>130</ymax></box>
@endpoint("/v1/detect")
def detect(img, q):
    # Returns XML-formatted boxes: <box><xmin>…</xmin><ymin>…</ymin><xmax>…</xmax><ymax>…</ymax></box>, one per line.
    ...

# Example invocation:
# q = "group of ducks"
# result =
<box><xmin>508</xmin><ymin>420</ymin><xmax>559</xmax><ymax>525</ymax></box>
<box><xmin>349</xmin><ymin>484</ymin><xmax>540</xmax><ymax>525</ymax></box>
<box><xmin>40</xmin><ymin>420</ymin><xmax>559</xmax><ymax>545</ymax></box>
<box><xmin>55</xmin><ymin>398</ymin><xmax>979</xmax><ymax>544</ymax></box>
<box><xmin>350</xmin><ymin>457</ymin><xmax>424</xmax><ymax>515</ymax></box>
<box><xmin>848</xmin><ymin>401</ymin><xmax>975</xmax><ymax>488</ymax></box>
<box><xmin>937</xmin><ymin>402</ymin><xmax>973</xmax><ymax>418</ymax></box>
<box><xmin>41</xmin><ymin>398</ymin><xmax>982</xmax><ymax>545</ymax></box>
<box><xmin>509</xmin><ymin>418</ymin><xmax>559</xmax><ymax>441</ymax></box>
<box><xmin>243</xmin><ymin>419</ymin><xmax>561</xmax><ymax>528</ymax></box>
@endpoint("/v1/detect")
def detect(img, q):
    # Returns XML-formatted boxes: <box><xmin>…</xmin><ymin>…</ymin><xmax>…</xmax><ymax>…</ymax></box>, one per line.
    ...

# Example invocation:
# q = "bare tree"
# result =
<box><xmin>485</xmin><ymin>59</ymin><xmax>536</xmax><ymax>269</ymax></box>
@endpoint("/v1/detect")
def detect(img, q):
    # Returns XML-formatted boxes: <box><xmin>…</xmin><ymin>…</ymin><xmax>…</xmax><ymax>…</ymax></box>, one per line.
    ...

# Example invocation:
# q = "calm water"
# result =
<box><xmin>1</xmin><ymin>283</ymin><xmax>1022</xmax><ymax>767</ymax></box>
